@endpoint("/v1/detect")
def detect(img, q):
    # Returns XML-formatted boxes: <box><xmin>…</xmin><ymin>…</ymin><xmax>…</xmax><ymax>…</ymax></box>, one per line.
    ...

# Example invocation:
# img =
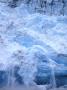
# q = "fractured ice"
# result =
<box><xmin>0</xmin><ymin>0</ymin><xmax>67</xmax><ymax>90</ymax></box>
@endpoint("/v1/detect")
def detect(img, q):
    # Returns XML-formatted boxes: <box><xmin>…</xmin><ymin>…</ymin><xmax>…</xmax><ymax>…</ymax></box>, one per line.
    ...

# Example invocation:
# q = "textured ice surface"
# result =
<box><xmin>0</xmin><ymin>1</ymin><xmax>67</xmax><ymax>89</ymax></box>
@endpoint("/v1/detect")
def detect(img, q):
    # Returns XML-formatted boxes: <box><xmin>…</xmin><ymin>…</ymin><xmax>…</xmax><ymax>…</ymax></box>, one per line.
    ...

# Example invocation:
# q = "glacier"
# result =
<box><xmin>0</xmin><ymin>0</ymin><xmax>67</xmax><ymax>90</ymax></box>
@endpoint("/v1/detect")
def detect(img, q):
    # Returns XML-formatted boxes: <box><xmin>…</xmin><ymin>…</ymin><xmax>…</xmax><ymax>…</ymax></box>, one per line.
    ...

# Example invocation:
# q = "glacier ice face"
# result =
<box><xmin>0</xmin><ymin>0</ymin><xmax>67</xmax><ymax>88</ymax></box>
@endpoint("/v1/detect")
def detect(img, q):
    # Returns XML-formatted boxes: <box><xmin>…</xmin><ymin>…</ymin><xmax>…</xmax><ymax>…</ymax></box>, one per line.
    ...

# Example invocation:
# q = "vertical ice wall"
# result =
<box><xmin>6</xmin><ymin>0</ymin><xmax>67</xmax><ymax>15</ymax></box>
<box><xmin>29</xmin><ymin>0</ymin><xmax>67</xmax><ymax>15</ymax></box>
